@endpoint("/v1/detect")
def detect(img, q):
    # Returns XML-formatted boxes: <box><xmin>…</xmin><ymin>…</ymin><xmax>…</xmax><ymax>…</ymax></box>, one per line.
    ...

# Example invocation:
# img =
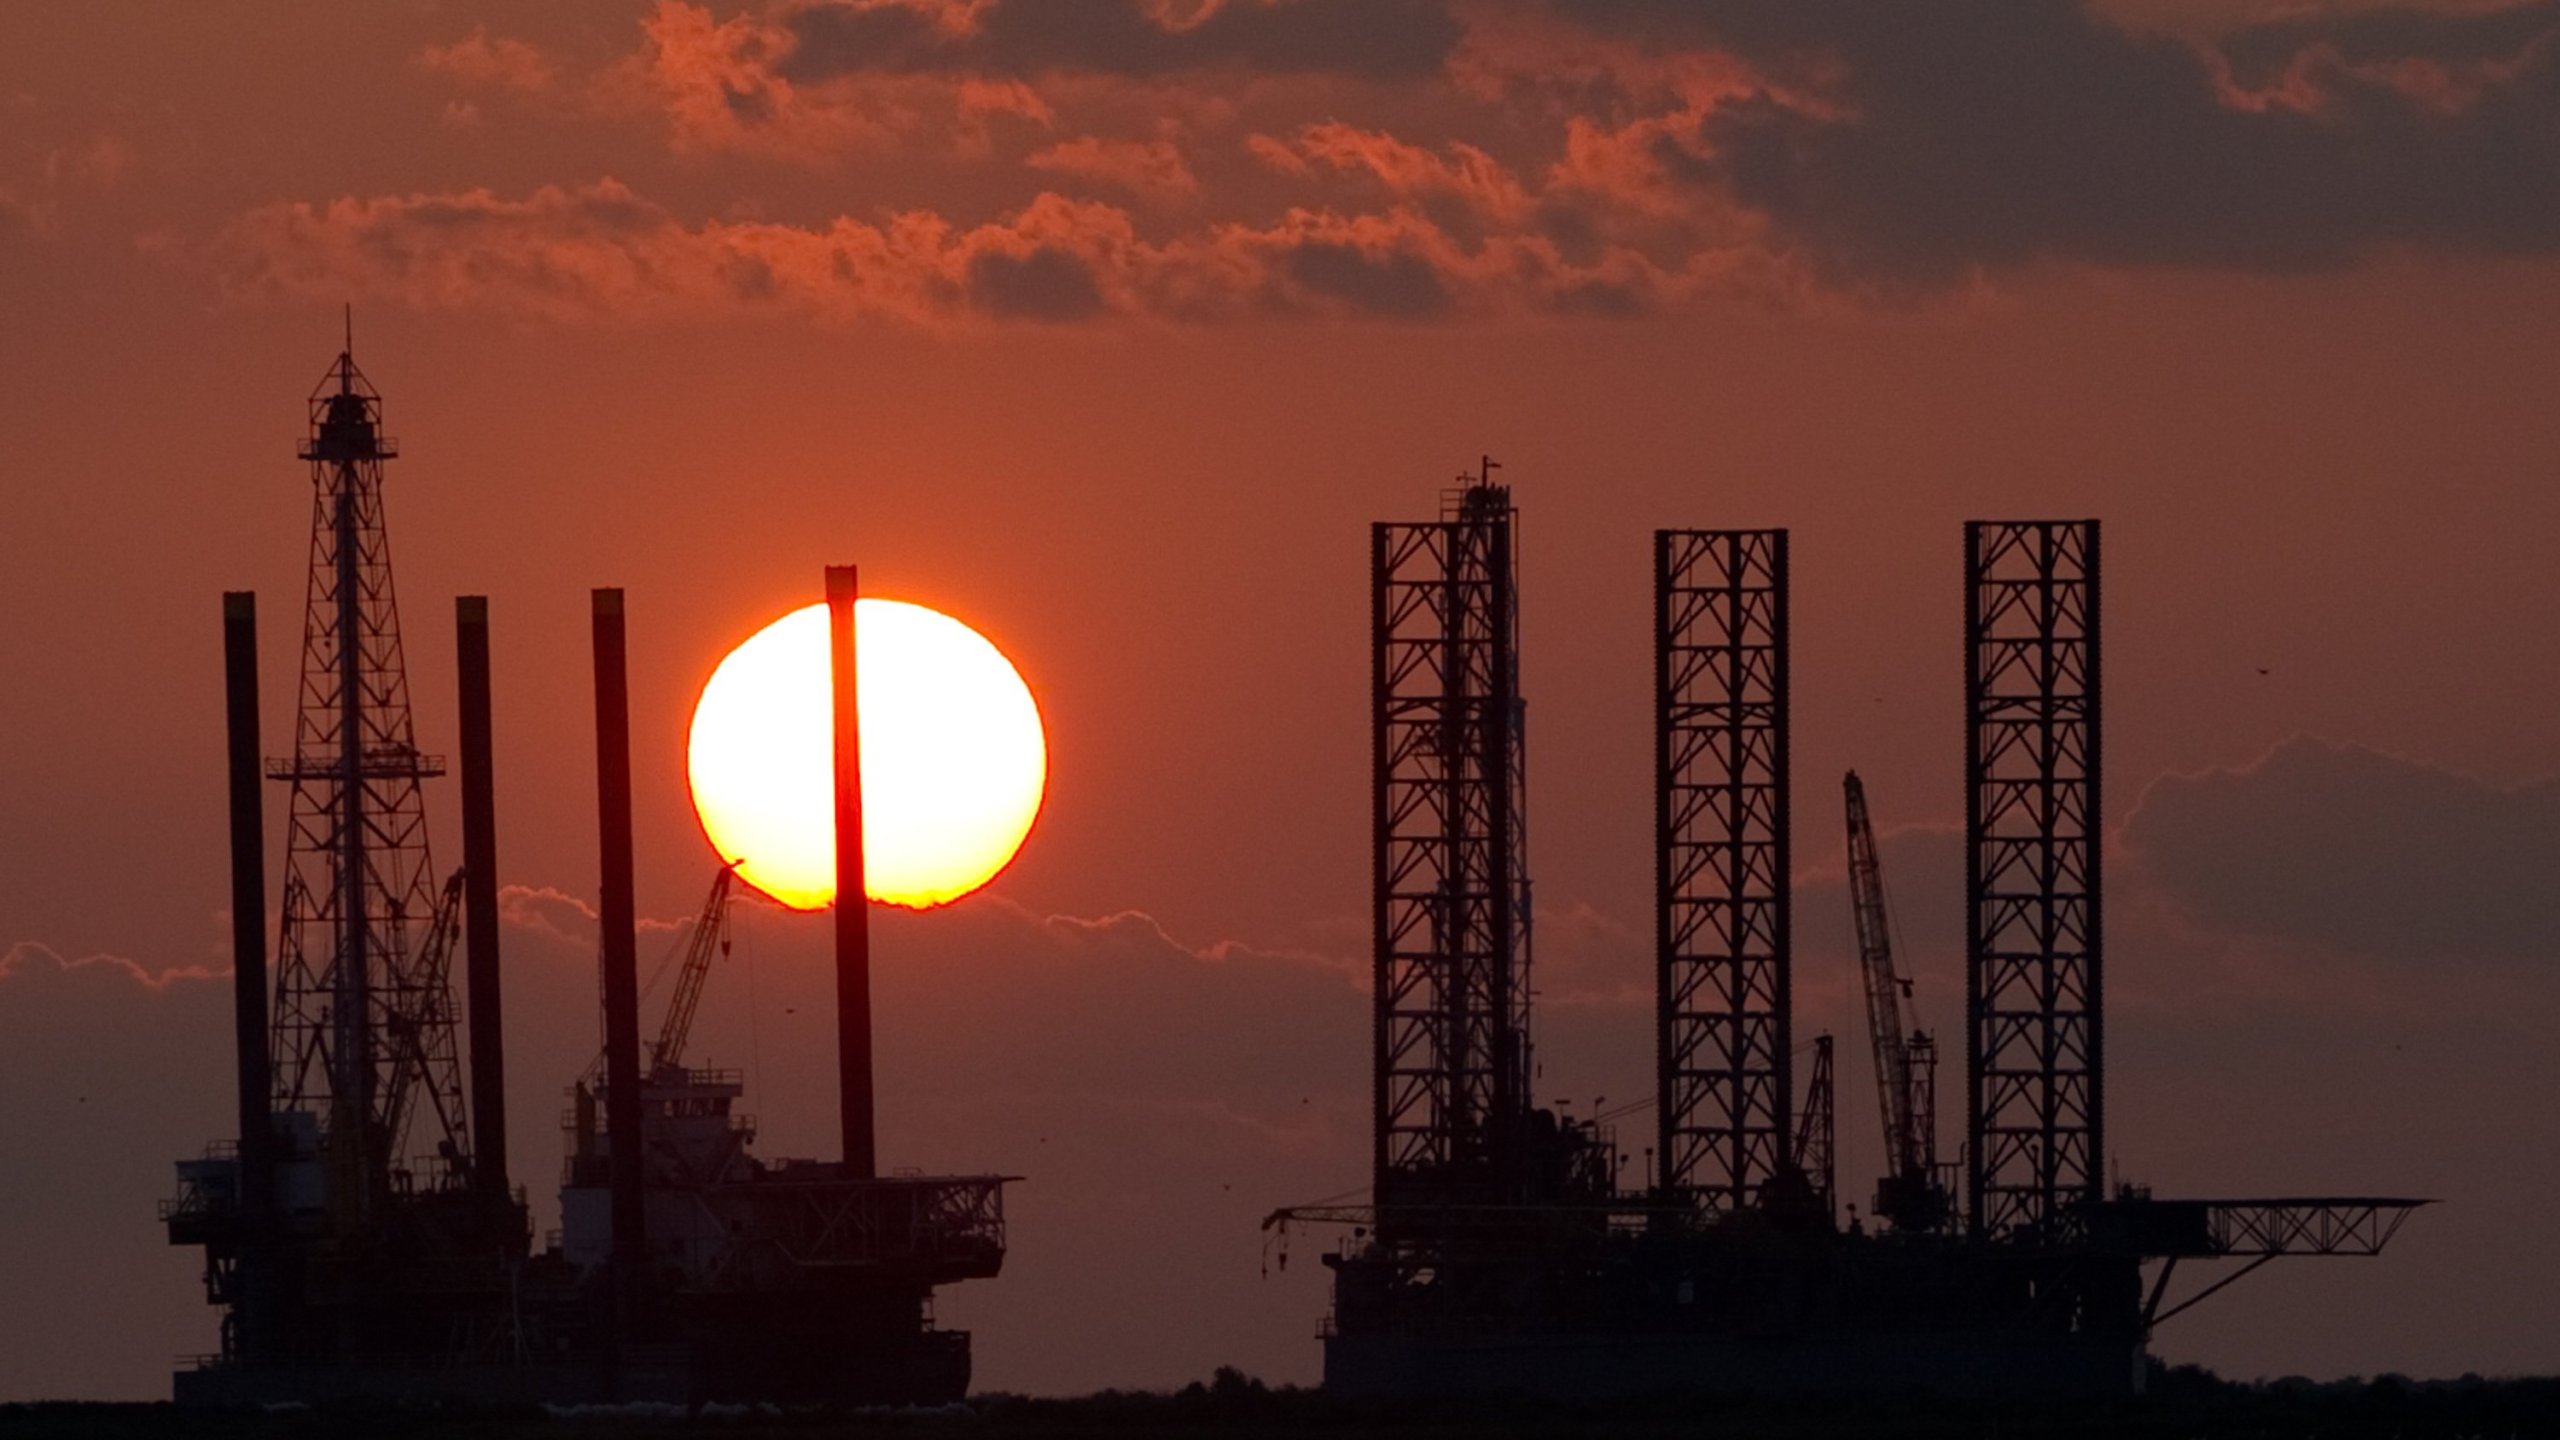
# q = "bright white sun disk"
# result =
<box><xmin>686</xmin><ymin>599</ymin><xmax>1046</xmax><ymax>910</ymax></box>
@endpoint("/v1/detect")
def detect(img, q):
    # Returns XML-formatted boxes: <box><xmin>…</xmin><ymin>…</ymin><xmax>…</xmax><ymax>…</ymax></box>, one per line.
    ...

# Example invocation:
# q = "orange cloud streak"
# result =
<box><xmin>209</xmin><ymin>177</ymin><xmax>1770</xmax><ymax>327</ymax></box>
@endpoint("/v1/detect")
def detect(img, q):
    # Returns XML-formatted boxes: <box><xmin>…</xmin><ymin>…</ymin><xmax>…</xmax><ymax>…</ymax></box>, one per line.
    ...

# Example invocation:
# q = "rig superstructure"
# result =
<box><xmin>165</xmin><ymin>341</ymin><xmax>1014</xmax><ymax>1405</ymax></box>
<box><xmin>167</xmin><ymin>349</ymin><xmax>529</xmax><ymax>1381</ymax></box>
<box><xmin>1269</xmin><ymin>479</ymin><xmax>2426</xmax><ymax>1399</ymax></box>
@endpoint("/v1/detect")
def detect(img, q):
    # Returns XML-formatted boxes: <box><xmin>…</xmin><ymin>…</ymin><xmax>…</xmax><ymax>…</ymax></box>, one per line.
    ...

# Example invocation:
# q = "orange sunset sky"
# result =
<box><xmin>4</xmin><ymin>0</ymin><xmax>2560</xmax><ymax>1401</ymax></box>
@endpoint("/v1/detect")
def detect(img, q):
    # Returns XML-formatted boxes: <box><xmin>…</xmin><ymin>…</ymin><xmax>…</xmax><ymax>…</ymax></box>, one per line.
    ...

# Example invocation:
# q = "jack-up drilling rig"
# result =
<box><xmin>557</xmin><ymin>841</ymin><xmax>1012</xmax><ymax>1406</ymax></box>
<box><xmin>1268</xmin><ymin>499</ymin><xmax>2430</xmax><ymax>1399</ymax></box>
<box><xmin>166</xmin><ymin>347</ymin><xmax>531</xmax><ymax>1388</ymax></box>
<box><xmin>1844</xmin><ymin>772</ymin><xmax>1950</xmax><ymax>1234</ymax></box>
<box><xmin>168</xmin><ymin>341</ymin><xmax>1012</xmax><ymax>1405</ymax></box>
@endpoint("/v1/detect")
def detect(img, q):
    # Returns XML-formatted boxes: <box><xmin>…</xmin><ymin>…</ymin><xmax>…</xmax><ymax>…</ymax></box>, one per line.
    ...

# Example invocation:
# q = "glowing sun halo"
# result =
<box><xmin>686</xmin><ymin>599</ymin><xmax>1046</xmax><ymax>911</ymax></box>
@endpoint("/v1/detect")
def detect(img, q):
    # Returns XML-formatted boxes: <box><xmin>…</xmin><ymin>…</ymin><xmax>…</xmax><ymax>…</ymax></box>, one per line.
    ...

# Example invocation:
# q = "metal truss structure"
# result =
<box><xmin>1846</xmin><ymin>776</ymin><xmax>1918</xmax><ymax>1182</ymax></box>
<box><xmin>1656</xmin><ymin>529</ymin><xmax>1791</xmax><ymax>1213</ymax></box>
<box><xmin>1965</xmin><ymin>520</ymin><xmax>2102</xmax><ymax>1243</ymax></box>
<box><xmin>2201</xmin><ymin>1200</ymin><xmax>2427</xmax><ymax>1256</ymax></box>
<box><xmin>1273</xmin><ymin>508</ymin><xmax>2432</xmax><ymax>1392</ymax></box>
<box><xmin>268</xmin><ymin>347</ymin><xmax>473</xmax><ymax>1204</ymax></box>
<box><xmin>1372</xmin><ymin>473</ymin><xmax>1531</xmax><ymax>1209</ymax></box>
<box><xmin>2113</xmin><ymin>1196</ymin><xmax>2433</xmax><ymax>1326</ymax></box>
<box><xmin>690</xmin><ymin>1176</ymin><xmax>1012</xmax><ymax>1293</ymax></box>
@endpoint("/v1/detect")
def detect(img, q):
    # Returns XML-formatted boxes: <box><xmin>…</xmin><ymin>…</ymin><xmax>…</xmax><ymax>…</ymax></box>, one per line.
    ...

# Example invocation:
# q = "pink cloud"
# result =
<box><xmin>419</xmin><ymin>28</ymin><xmax>558</xmax><ymax>94</ymax></box>
<box><xmin>959</xmin><ymin>76</ymin><xmax>1056</xmax><ymax>126</ymax></box>
<box><xmin>1026</xmin><ymin>134</ymin><xmax>1200</xmax><ymax>201</ymax></box>
<box><xmin>0</xmin><ymin>941</ymin><xmax>223</xmax><ymax>994</ymax></box>
<box><xmin>1244</xmin><ymin>132</ymin><xmax>1311</xmax><ymax>177</ymax></box>
<box><xmin>623</xmin><ymin>1</ymin><xmax>893</xmax><ymax>156</ymax></box>
<box><xmin>1284</xmin><ymin>122</ymin><xmax>1531</xmax><ymax>224</ymax></box>
<box><xmin>207</xmin><ymin>177</ymin><xmax>1767</xmax><ymax>328</ymax></box>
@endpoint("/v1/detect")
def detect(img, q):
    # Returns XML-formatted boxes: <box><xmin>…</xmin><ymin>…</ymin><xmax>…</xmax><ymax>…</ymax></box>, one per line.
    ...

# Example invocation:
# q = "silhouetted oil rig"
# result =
<box><xmin>158</xmin><ymin>340</ymin><xmax>2427</xmax><ymax>1405</ymax></box>
<box><xmin>1265</xmin><ymin>467</ymin><xmax>2427</xmax><ymax>1398</ymax></box>
<box><xmin>163</xmin><ymin>342</ymin><xmax>1013</xmax><ymax>1404</ymax></box>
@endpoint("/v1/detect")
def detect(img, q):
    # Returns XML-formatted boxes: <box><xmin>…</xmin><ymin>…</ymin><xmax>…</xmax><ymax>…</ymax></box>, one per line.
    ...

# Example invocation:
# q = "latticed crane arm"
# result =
<box><xmin>1845</xmin><ymin>772</ymin><xmax>1921</xmax><ymax>1182</ymax></box>
<box><xmin>380</xmin><ymin>869</ymin><xmax>468</xmax><ymax>1176</ymax></box>
<box><xmin>650</xmin><ymin>864</ymin><xmax>738</xmax><ymax>1071</ymax></box>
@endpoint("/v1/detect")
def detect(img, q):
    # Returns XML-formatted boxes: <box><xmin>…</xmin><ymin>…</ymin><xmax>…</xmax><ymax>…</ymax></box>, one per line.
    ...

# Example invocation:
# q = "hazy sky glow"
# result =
<box><xmin>3</xmin><ymin>0</ymin><xmax>2559</xmax><ymax>1403</ymax></box>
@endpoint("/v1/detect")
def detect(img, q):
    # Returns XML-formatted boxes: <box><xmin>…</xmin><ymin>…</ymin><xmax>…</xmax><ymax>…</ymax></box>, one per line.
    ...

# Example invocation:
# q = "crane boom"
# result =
<box><xmin>1790</xmin><ymin>1034</ymin><xmax>1836</xmax><ymax>1221</ymax></box>
<box><xmin>649</xmin><ymin>864</ymin><xmax>738</xmax><ymax>1072</ymax></box>
<box><xmin>1845</xmin><ymin>772</ymin><xmax>1943</xmax><ymax>1230</ymax></box>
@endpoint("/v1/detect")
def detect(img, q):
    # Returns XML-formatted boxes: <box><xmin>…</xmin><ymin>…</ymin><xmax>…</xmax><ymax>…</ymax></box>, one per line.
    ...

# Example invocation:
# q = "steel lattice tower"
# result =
<box><xmin>1654</xmin><ymin>530</ymin><xmax>1792</xmax><ymax>1212</ymax></box>
<box><xmin>1964</xmin><ymin>520</ymin><xmax>2102</xmax><ymax>1242</ymax></box>
<box><xmin>268</xmin><ymin>345</ymin><xmax>473</xmax><ymax>1208</ymax></box>
<box><xmin>1372</xmin><ymin>474</ymin><xmax>1530</xmax><ymax>1209</ymax></box>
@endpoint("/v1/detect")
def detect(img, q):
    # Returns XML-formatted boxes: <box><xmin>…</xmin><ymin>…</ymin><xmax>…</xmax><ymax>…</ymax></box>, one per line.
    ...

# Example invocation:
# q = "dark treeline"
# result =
<box><xmin>10</xmin><ymin>1366</ymin><xmax>2560</xmax><ymax>1440</ymax></box>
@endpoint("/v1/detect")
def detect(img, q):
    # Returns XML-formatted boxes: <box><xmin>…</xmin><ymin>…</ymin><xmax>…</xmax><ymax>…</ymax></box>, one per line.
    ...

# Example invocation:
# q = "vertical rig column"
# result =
<box><xmin>331</xmin><ymin>472</ymin><xmax>372</xmax><ymax>1150</ymax></box>
<box><xmin>456</xmin><ymin>597</ymin><xmax>508</xmax><ymax>1201</ymax></box>
<box><xmin>223</xmin><ymin>593</ymin><xmax>274</xmax><ymax>1222</ymax></box>
<box><xmin>826</xmin><ymin>565</ymin><xmax>877</xmax><ymax>1181</ymax></box>
<box><xmin>1372</xmin><ymin>483</ymin><xmax>1526</xmax><ymax>1209</ymax></box>
<box><xmin>1965</xmin><ymin>520</ymin><xmax>2102</xmax><ymax>1241</ymax></box>
<box><xmin>1655</xmin><ymin>530</ymin><xmax>1791</xmax><ymax>1213</ymax></box>
<box><xmin>591</xmin><ymin>589</ymin><xmax>646</xmax><ymax>1271</ymax></box>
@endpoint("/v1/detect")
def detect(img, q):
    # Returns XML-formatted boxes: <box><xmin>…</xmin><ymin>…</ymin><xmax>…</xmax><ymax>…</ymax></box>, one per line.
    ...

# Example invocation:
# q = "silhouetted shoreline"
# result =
<box><xmin>9</xmin><ymin>1367</ymin><xmax>2560</xmax><ymax>1440</ymax></box>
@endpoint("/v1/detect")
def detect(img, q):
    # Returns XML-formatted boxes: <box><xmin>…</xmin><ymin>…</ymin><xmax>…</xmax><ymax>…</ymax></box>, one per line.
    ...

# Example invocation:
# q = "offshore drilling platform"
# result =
<box><xmin>153</xmin><ymin>339</ymin><xmax>2426</xmax><ymax>1405</ymax></box>
<box><xmin>1267</xmin><ymin>471</ymin><xmax>2427</xmax><ymax>1398</ymax></box>
<box><xmin>163</xmin><ymin>342</ymin><xmax>1014</xmax><ymax>1404</ymax></box>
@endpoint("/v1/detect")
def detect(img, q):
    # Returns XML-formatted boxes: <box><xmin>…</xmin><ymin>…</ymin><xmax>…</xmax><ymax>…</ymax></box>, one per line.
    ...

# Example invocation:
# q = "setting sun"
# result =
<box><xmin>686</xmin><ymin>598</ymin><xmax>1045</xmax><ymax>911</ymax></box>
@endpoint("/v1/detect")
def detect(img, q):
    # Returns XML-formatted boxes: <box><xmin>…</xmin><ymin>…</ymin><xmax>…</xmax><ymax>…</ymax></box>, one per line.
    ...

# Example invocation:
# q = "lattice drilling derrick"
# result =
<box><xmin>1965</xmin><ymin>520</ymin><xmax>2101</xmax><ymax>1243</ymax></box>
<box><xmin>1371</xmin><ymin>472</ymin><xmax>1528</xmax><ymax>1210</ymax></box>
<box><xmin>1655</xmin><ymin>530</ymin><xmax>1791</xmax><ymax>1214</ymax></box>
<box><xmin>268</xmin><ymin>346</ymin><xmax>472</xmax><ymax>1205</ymax></box>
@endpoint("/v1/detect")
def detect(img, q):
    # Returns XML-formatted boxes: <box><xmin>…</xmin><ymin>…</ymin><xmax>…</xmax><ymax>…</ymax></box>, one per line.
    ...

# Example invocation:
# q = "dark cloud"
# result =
<box><xmin>1782</xmin><ymin>738</ymin><xmax>2560</xmax><ymax>989</ymax></box>
<box><xmin>782</xmin><ymin>0</ymin><xmax>1463</xmax><ymax>83</ymax></box>
<box><xmin>1544</xmin><ymin>0</ymin><xmax>2560</xmax><ymax>282</ymax></box>
<box><xmin>1547</xmin><ymin>276</ymin><xmax>1649</xmax><ymax>316</ymax></box>
<box><xmin>1282</xmin><ymin>240</ymin><xmax>1454</xmax><ymax>316</ymax></box>
<box><xmin>2222</xmin><ymin>3</ymin><xmax>2560</xmax><ymax>83</ymax></box>
<box><xmin>2124</xmin><ymin>736</ymin><xmax>2560</xmax><ymax>966</ymax></box>
<box><xmin>0</xmin><ymin>945</ymin><xmax>231</xmax><ymax>1401</ymax></box>
<box><xmin>408</xmin><ymin>2</ymin><xmax>2560</xmax><ymax>302</ymax></box>
<box><xmin>967</xmin><ymin>244</ymin><xmax>1108</xmax><ymax>320</ymax></box>
<box><xmin>1794</xmin><ymin>817</ymin><xmax>1967</xmax><ymax>982</ymax></box>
